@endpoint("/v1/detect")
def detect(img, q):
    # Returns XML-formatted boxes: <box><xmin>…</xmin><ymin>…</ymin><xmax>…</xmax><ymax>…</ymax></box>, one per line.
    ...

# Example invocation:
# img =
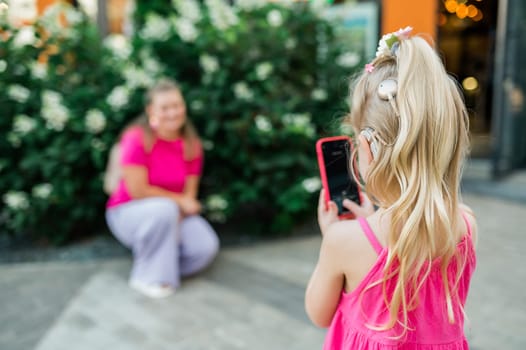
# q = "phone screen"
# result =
<box><xmin>321</xmin><ymin>139</ymin><xmax>360</xmax><ymax>214</ymax></box>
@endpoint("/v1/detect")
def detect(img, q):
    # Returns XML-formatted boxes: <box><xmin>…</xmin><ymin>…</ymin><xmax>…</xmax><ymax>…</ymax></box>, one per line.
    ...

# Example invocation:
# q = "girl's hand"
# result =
<box><xmin>317</xmin><ymin>189</ymin><xmax>339</xmax><ymax>236</ymax></box>
<box><xmin>342</xmin><ymin>192</ymin><xmax>375</xmax><ymax>218</ymax></box>
<box><xmin>179</xmin><ymin>196</ymin><xmax>202</xmax><ymax>216</ymax></box>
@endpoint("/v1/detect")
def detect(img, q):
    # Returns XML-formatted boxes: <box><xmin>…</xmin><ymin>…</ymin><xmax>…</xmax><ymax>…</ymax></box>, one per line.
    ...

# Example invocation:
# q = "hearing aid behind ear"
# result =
<box><xmin>360</xmin><ymin>127</ymin><xmax>378</xmax><ymax>159</ymax></box>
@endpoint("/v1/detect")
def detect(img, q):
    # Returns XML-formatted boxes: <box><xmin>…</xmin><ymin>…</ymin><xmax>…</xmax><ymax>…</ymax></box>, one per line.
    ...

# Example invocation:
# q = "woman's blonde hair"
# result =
<box><xmin>347</xmin><ymin>36</ymin><xmax>470</xmax><ymax>334</ymax></box>
<box><xmin>128</xmin><ymin>79</ymin><xmax>201</xmax><ymax>160</ymax></box>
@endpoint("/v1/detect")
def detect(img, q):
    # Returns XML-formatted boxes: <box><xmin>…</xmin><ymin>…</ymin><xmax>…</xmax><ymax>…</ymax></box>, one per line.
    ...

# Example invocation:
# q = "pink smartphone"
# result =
<box><xmin>316</xmin><ymin>136</ymin><xmax>361</xmax><ymax>219</ymax></box>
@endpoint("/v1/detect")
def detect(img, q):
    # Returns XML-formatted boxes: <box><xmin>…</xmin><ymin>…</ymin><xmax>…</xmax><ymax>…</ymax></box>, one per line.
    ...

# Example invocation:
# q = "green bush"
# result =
<box><xmin>0</xmin><ymin>1</ymin><xmax>365</xmax><ymax>244</ymax></box>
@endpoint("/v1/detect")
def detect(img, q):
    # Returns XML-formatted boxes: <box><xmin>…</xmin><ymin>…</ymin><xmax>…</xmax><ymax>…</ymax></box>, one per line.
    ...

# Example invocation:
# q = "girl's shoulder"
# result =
<box><xmin>323</xmin><ymin>218</ymin><xmax>381</xmax><ymax>262</ymax></box>
<box><xmin>460</xmin><ymin>203</ymin><xmax>478</xmax><ymax>247</ymax></box>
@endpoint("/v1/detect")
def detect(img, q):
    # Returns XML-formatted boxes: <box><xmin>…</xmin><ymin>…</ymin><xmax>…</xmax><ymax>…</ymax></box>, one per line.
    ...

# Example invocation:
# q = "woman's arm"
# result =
<box><xmin>183</xmin><ymin>175</ymin><xmax>200</xmax><ymax>199</ymax></box>
<box><xmin>122</xmin><ymin>166</ymin><xmax>184</xmax><ymax>202</ymax></box>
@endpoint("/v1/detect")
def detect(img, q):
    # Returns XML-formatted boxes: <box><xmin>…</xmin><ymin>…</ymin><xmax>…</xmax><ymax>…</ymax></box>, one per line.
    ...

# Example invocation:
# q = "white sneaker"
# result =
<box><xmin>129</xmin><ymin>280</ymin><xmax>175</xmax><ymax>299</ymax></box>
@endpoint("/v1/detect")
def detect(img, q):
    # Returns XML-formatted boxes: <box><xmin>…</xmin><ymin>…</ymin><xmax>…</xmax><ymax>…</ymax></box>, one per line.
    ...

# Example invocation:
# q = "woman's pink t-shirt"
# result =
<box><xmin>107</xmin><ymin>127</ymin><xmax>203</xmax><ymax>208</ymax></box>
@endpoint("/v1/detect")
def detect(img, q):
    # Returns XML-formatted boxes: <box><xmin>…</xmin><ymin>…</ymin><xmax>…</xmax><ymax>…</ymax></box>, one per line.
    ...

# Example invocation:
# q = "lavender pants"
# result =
<box><xmin>106</xmin><ymin>197</ymin><xmax>219</xmax><ymax>288</ymax></box>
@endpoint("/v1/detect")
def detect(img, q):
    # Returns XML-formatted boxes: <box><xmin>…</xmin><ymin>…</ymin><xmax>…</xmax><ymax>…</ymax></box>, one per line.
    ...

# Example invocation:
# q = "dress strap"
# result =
<box><xmin>357</xmin><ymin>217</ymin><xmax>383</xmax><ymax>255</ymax></box>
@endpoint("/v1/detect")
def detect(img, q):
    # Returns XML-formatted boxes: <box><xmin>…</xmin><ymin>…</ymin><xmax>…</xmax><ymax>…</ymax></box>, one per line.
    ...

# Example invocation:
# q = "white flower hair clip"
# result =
<box><xmin>375</xmin><ymin>26</ymin><xmax>413</xmax><ymax>58</ymax></box>
<box><xmin>364</xmin><ymin>26</ymin><xmax>413</xmax><ymax>74</ymax></box>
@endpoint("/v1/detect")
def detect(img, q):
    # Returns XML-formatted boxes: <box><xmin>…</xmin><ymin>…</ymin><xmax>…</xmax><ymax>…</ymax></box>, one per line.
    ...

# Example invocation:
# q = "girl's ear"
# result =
<box><xmin>358</xmin><ymin>133</ymin><xmax>374</xmax><ymax>165</ymax></box>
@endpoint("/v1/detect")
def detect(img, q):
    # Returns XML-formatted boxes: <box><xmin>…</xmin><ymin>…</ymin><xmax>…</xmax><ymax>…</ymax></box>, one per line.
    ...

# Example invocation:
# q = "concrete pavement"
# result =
<box><xmin>1</xmin><ymin>192</ymin><xmax>525</xmax><ymax>349</ymax></box>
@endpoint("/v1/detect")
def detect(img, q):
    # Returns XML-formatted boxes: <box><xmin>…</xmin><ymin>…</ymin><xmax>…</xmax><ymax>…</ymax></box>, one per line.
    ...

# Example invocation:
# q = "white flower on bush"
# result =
<box><xmin>8</xmin><ymin>84</ymin><xmax>31</xmax><ymax>103</ymax></box>
<box><xmin>309</xmin><ymin>0</ymin><xmax>329</xmax><ymax>12</ymax></box>
<box><xmin>255</xmin><ymin>114</ymin><xmax>272</xmax><ymax>133</ymax></box>
<box><xmin>336</xmin><ymin>52</ymin><xmax>360</xmax><ymax>68</ymax></box>
<box><xmin>172</xmin><ymin>17</ymin><xmax>199</xmax><ymax>42</ymax></box>
<box><xmin>141</xmin><ymin>53</ymin><xmax>164</xmax><ymax>76</ymax></box>
<box><xmin>91</xmin><ymin>138</ymin><xmax>107</xmax><ymax>151</ymax></box>
<box><xmin>208</xmin><ymin>212</ymin><xmax>226</xmax><ymax>223</ymax></box>
<box><xmin>206</xmin><ymin>0</ymin><xmax>239</xmax><ymax>30</ymax></box>
<box><xmin>311</xmin><ymin>88</ymin><xmax>328</xmax><ymax>101</ymax></box>
<box><xmin>123</xmin><ymin>65</ymin><xmax>153</xmax><ymax>89</ymax></box>
<box><xmin>30</xmin><ymin>62</ymin><xmax>48</xmax><ymax>80</ymax></box>
<box><xmin>13</xmin><ymin>114</ymin><xmax>36</xmax><ymax>135</ymax></box>
<box><xmin>283</xmin><ymin>113</ymin><xmax>315</xmax><ymax>137</ymax></box>
<box><xmin>235</xmin><ymin>0</ymin><xmax>266</xmax><ymax>11</ymax></box>
<box><xmin>3</xmin><ymin>191</ymin><xmax>29</xmax><ymax>210</ymax></box>
<box><xmin>85</xmin><ymin>109</ymin><xmax>107</xmax><ymax>134</ymax></box>
<box><xmin>32</xmin><ymin>183</ymin><xmax>53</xmax><ymax>199</ymax></box>
<box><xmin>12</xmin><ymin>26</ymin><xmax>36</xmax><ymax>48</ymax></box>
<box><xmin>200</xmin><ymin>54</ymin><xmax>219</xmax><ymax>74</ymax></box>
<box><xmin>302</xmin><ymin>177</ymin><xmax>322</xmax><ymax>193</ymax></box>
<box><xmin>206</xmin><ymin>194</ymin><xmax>229</xmax><ymax>211</ymax></box>
<box><xmin>255</xmin><ymin>62</ymin><xmax>273</xmax><ymax>80</ymax></box>
<box><xmin>103</xmin><ymin>34</ymin><xmax>132</xmax><ymax>60</ymax></box>
<box><xmin>233</xmin><ymin>82</ymin><xmax>254</xmax><ymax>101</ymax></box>
<box><xmin>106</xmin><ymin>86</ymin><xmax>130</xmax><ymax>111</ymax></box>
<box><xmin>41</xmin><ymin>90</ymin><xmax>69</xmax><ymax>131</ymax></box>
<box><xmin>202</xmin><ymin>139</ymin><xmax>214</xmax><ymax>150</ymax></box>
<box><xmin>173</xmin><ymin>0</ymin><xmax>201</xmax><ymax>23</ymax></box>
<box><xmin>0</xmin><ymin>60</ymin><xmax>7</xmax><ymax>73</ymax></box>
<box><xmin>191</xmin><ymin>99</ymin><xmax>205</xmax><ymax>112</ymax></box>
<box><xmin>64</xmin><ymin>6</ymin><xmax>83</xmax><ymax>25</ymax></box>
<box><xmin>285</xmin><ymin>38</ymin><xmax>297</xmax><ymax>50</ymax></box>
<box><xmin>140</xmin><ymin>13</ymin><xmax>171</xmax><ymax>41</ymax></box>
<box><xmin>40</xmin><ymin>4</ymin><xmax>64</xmax><ymax>35</ymax></box>
<box><xmin>267</xmin><ymin>9</ymin><xmax>283</xmax><ymax>27</ymax></box>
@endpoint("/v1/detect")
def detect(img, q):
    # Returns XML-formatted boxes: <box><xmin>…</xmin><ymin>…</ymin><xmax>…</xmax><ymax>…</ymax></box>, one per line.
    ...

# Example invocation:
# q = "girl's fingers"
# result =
<box><xmin>327</xmin><ymin>201</ymin><xmax>338</xmax><ymax>215</ymax></box>
<box><xmin>342</xmin><ymin>198</ymin><xmax>361</xmax><ymax>214</ymax></box>
<box><xmin>318</xmin><ymin>189</ymin><xmax>329</xmax><ymax>215</ymax></box>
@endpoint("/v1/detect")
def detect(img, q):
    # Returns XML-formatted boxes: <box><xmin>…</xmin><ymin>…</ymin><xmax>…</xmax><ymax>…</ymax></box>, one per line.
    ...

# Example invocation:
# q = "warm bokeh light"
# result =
<box><xmin>456</xmin><ymin>3</ymin><xmax>468</xmax><ymax>19</ymax></box>
<box><xmin>473</xmin><ymin>10</ymin><xmax>484</xmax><ymax>21</ymax></box>
<box><xmin>445</xmin><ymin>0</ymin><xmax>457</xmax><ymax>13</ymax></box>
<box><xmin>462</xmin><ymin>77</ymin><xmax>479</xmax><ymax>91</ymax></box>
<box><xmin>467</xmin><ymin>5</ymin><xmax>478</xmax><ymax>18</ymax></box>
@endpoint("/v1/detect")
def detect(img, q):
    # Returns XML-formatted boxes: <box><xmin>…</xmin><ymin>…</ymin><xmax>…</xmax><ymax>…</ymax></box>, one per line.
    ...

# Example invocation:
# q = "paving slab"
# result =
<box><xmin>34</xmin><ymin>272</ymin><xmax>324</xmax><ymax>350</ymax></box>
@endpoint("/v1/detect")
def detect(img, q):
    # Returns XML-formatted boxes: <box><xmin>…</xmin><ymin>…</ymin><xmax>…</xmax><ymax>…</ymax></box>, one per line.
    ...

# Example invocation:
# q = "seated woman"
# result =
<box><xmin>105</xmin><ymin>79</ymin><xmax>219</xmax><ymax>298</ymax></box>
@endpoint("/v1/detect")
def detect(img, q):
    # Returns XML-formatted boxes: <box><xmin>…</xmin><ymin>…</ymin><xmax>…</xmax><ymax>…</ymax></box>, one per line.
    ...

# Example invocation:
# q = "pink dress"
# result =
<box><xmin>107</xmin><ymin>126</ymin><xmax>203</xmax><ymax>208</ymax></box>
<box><xmin>323</xmin><ymin>215</ymin><xmax>476</xmax><ymax>349</ymax></box>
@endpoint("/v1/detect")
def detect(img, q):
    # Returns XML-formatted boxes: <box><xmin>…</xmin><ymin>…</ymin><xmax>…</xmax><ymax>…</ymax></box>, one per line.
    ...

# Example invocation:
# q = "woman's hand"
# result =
<box><xmin>178</xmin><ymin>196</ymin><xmax>202</xmax><ymax>216</ymax></box>
<box><xmin>318</xmin><ymin>189</ymin><xmax>339</xmax><ymax>236</ymax></box>
<box><xmin>342</xmin><ymin>192</ymin><xmax>375</xmax><ymax>218</ymax></box>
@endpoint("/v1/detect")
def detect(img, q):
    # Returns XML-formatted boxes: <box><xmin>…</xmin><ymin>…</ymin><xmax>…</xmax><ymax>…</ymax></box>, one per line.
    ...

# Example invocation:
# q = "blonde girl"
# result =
<box><xmin>305</xmin><ymin>27</ymin><xmax>477</xmax><ymax>349</ymax></box>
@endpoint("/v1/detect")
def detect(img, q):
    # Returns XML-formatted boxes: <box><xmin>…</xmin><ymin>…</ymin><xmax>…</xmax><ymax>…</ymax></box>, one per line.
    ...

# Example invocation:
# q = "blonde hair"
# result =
<box><xmin>127</xmin><ymin>79</ymin><xmax>201</xmax><ymax>160</ymax></box>
<box><xmin>347</xmin><ymin>36</ymin><xmax>470</xmax><ymax>334</ymax></box>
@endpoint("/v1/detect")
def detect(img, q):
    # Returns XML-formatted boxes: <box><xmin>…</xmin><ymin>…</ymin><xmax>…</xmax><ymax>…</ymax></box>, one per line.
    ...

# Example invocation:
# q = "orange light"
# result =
<box><xmin>445</xmin><ymin>0</ymin><xmax>457</xmax><ymax>13</ymax></box>
<box><xmin>473</xmin><ymin>11</ymin><xmax>484</xmax><ymax>21</ymax></box>
<box><xmin>467</xmin><ymin>5</ymin><xmax>478</xmax><ymax>18</ymax></box>
<box><xmin>456</xmin><ymin>3</ymin><xmax>468</xmax><ymax>19</ymax></box>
